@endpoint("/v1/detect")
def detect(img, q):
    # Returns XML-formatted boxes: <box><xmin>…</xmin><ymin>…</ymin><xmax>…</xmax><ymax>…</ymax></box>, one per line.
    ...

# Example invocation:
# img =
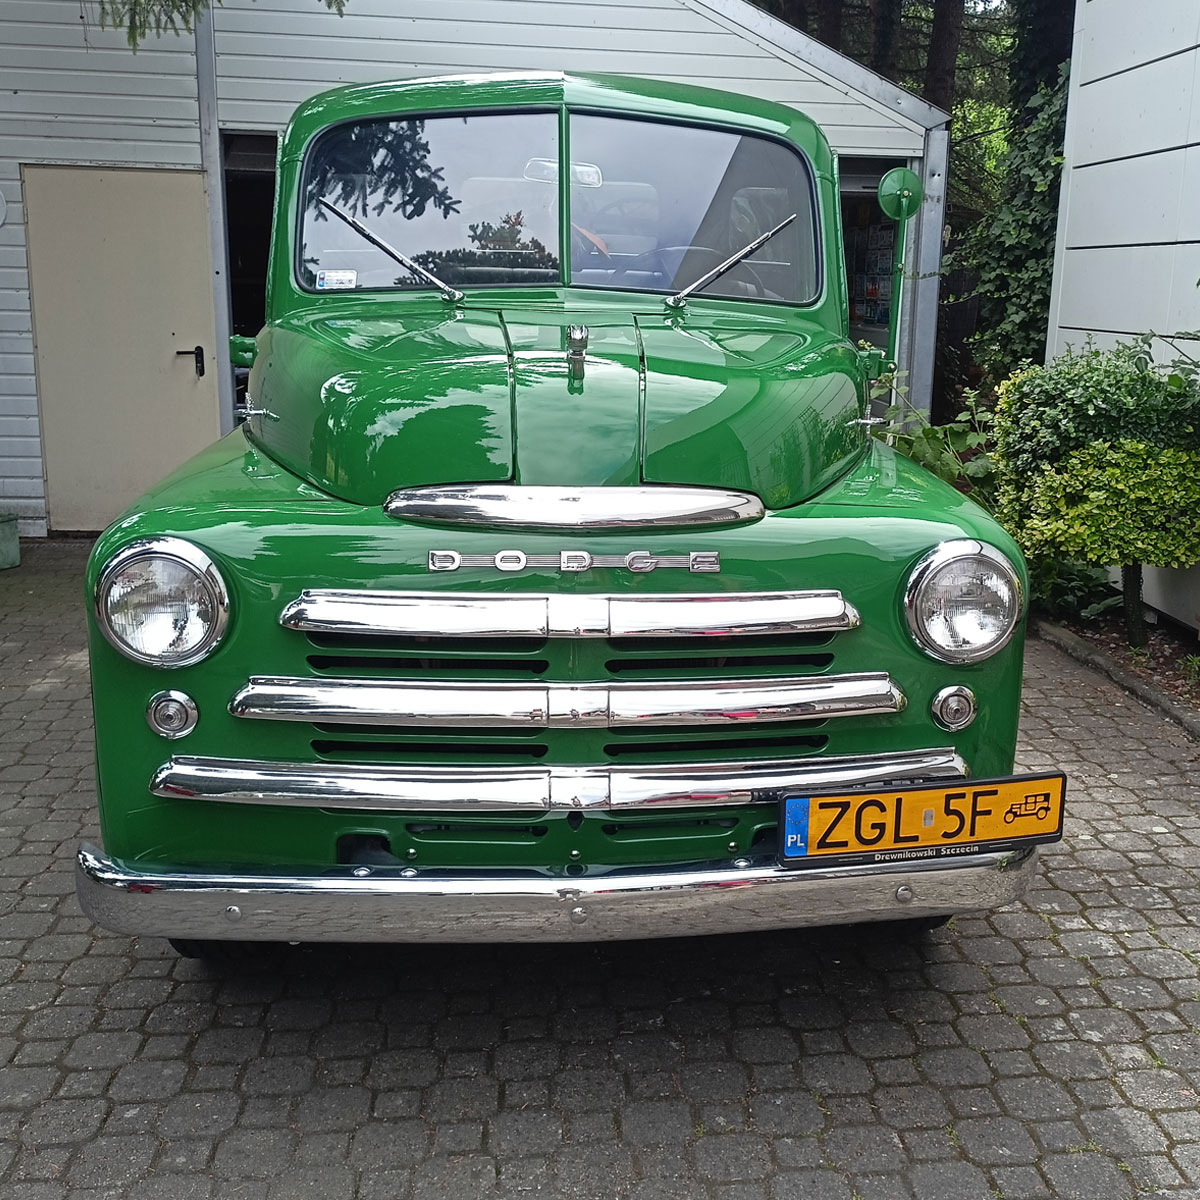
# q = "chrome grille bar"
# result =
<box><xmin>228</xmin><ymin>673</ymin><xmax>905</xmax><ymax>728</ymax></box>
<box><xmin>230</xmin><ymin>678</ymin><xmax>551</xmax><ymax>727</ymax></box>
<box><xmin>604</xmin><ymin>675</ymin><xmax>904</xmax><ymax>726</ymax></box>
<box><xmin>152</xmin><ymin>749</ymin><xmax>966</xmax><ymax>813</ymax></box>
<box><xmin>153</xmin><ymin>759</ymin><xmax>549</xmax><ymax>810</ymax></box>
<box><xmin>279</xmin><ymin>589</ymin><xmax>860</xmax><ymax>639</ymax></box>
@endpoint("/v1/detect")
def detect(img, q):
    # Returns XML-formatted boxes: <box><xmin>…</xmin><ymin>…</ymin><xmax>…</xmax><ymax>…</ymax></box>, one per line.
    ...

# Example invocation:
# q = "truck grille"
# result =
<box><xmin>207</xmin><ymin>588</ymin><xmax>938</xmax><ymax>812</ymax></box>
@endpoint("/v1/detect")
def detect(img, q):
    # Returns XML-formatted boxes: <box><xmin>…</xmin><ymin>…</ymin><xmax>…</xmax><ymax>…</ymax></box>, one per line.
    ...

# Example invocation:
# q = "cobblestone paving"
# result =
<box><xmin>2</xmin><ymin>540</ymin><xmax>1200</xmax><ymax>1199</ymax></box>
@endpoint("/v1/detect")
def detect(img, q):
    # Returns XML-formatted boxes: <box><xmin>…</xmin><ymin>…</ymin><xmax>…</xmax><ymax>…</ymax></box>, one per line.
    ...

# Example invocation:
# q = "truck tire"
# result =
<box><xmin>893</xmin><ymin>915</ymin><xmax>953</xmax><ymax>936</ymax></box>
<box><xmin>167</xmin><ymin>938</ymin><xmax>266</xmax><ymax>964</ymax></box>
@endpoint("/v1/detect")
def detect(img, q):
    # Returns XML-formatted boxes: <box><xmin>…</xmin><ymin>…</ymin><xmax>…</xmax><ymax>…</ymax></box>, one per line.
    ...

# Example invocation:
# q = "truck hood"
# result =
<box><xmin>247</xmin><ymin>305</ymin><xmax>865</xmax><ymax>510</ymax></box>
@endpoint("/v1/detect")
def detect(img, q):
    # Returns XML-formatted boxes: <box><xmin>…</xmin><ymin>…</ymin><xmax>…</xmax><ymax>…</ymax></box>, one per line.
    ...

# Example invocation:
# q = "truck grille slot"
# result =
<box><xmin>305</xmin><ymin>632</ymin><xmax>548</xmax><ymax>654</ymax></box>
<box><xmin>313</xmin><ymin>737</ymin><xmax>550</xmax><ymax>762</ymax></box>
<box><xmin>307</xmin><ymin>655</ymin><xmax>550</xmax><ymax>678</ymax></box>
<box><xmin>603</xmin><ymin>732</ymin><xmax>827</xmax><ymax>761</ymax></box>
<box><xmin>607</xmin><ymin>632</ymin><xmax>834</xmax><ymax>653</ymax></box>
<box><xmin>405</xmin><ymin>822</ymin><xmax>549</xmax><ymax>841</ymax></box>
<box><xmin>604</xmin><ymin>652</ymin><xmax>835</xmax><ymax>677</ymax></box>
<box><xmin>311</xmin><ymin>723</ymin><xmax>545</xmax><ymax>737</ymax></box>
<box><xmin>601</xmin><ymin>816</ymin><xmax>737</xmax><ymax>837</ymax></box>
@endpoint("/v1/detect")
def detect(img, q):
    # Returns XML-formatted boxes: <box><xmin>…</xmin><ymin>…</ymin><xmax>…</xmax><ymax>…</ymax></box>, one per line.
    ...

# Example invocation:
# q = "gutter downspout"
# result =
<box><xmin>195</xmin><ymin>5</ymin><xmax>235</xmax><ymax>436</ymax></box>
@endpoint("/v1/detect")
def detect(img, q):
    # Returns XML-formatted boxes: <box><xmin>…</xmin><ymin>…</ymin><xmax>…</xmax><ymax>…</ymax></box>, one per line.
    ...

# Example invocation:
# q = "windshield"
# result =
<box><xmin>568</xmin><ymin>114</ymin><xmax>818</xmax><ymax>304</ymax></box>
<box><xmin>297</xmin><ymin>109</ymin><xmax>819</xmax><ymax>304</ymax></box>
<box><xmin>299</xmin><ymin>111</ymin><xmax>561</xmax><ymax>291</ymax></box>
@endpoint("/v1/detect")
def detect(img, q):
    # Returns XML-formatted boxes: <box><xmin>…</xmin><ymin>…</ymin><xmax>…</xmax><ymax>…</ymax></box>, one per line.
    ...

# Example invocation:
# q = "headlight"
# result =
<box><xmin>95</xmin><ymin>539</ymin><xmax>229</xmax><ymax>667</ymax></box>
<box><xmin>904</xmin><ymin>541</ymin><xmax>1022</xmax><ymax>664</ymax></box>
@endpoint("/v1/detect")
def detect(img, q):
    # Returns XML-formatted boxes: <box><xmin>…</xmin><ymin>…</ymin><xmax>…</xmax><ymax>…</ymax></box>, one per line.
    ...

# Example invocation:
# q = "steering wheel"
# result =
<box><xmin>608</xmin><ymin>245</ymin><xmax>767</xmax><ymax>297</ymax></box>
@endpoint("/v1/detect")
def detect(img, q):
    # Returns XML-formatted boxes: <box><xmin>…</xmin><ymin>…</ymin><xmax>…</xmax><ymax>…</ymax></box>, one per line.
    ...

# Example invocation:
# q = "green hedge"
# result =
<box><xmin>1009</xmin><ymin>440</ymin><xmax>1200</xmax><ymax>570</ymax></box>
<box><xmin>995</xmin><ymin>343</ymin><xmax>1200</xmax><ymax>480</ymax></box>
<box><xmin>994</xmin><ymin>342</ymin><xmax>1200</xmax><ymax>642</ymax></box>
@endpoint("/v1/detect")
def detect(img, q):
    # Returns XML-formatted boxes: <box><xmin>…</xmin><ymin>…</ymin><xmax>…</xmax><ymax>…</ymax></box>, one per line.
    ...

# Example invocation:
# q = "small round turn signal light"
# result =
<box><xmin>146</xmin><ymin>690</ymin><xmax>199</xmax><ymax>739</ymax></box>
<box><xmin>931</xmin><ymin>685</ymin><xmax>976</xmax><ymax>732</ymax></box>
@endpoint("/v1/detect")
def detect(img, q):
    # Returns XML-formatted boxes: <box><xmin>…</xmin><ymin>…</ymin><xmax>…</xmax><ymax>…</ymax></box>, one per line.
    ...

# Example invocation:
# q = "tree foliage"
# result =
<box><xmin>924</xmin><ymin>0</ymin><xmax>965</xmax><ymax>112</ymax></box>
<box><xmin>410</xmin><ymin>212</ymin><xmax>559</xmax><ymax>285</ymax></box>
<box><xmin>752</xmin><ymin>3</ymin><xmax>1016</xmax><ymax>221</ymax></box>
<box><xmin>99</xmin><ymin>0</ymin><xmax>345</xmax><ymax>49</ymax></box>
<box><xmin>305</xmin><ymin>119</ymin><xmax>458</xmax><ymax>224</ymax></box>
<box><xmin>756</xmin><ymin>1</ymin><xmax>1009</xmax><ymax>103</ymax></box>
<box><xmin>1008</xmin><ymin>0</ymin><xmax>1074</xmax><ymax>116</ymax></box>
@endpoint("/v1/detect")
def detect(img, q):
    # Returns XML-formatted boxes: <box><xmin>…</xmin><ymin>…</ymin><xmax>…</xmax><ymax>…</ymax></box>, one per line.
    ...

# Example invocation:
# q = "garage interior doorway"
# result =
<box><xmin>224</xmin><ymin>133</ymin><xmax>277</xmax><ymax>339</ymax></box>
<box><xmin>838</xmin><ymin>157</ymin><xmax>905</xmax><ymax>352</ymax></box>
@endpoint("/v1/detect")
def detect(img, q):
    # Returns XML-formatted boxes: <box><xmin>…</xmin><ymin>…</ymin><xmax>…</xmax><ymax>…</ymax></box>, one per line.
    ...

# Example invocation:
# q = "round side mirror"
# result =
<box><xmin>877</xmin><ymin>168</ymin><xmax>923</xmax><ymax>221</ymax></box>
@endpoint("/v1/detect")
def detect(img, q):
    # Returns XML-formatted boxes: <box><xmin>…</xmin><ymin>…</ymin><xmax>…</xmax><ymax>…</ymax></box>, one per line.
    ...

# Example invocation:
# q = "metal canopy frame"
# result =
<box><xmin>194</xmin><ymin>7</ymin><xmax>235</xmax><ymax>436</ymax></box>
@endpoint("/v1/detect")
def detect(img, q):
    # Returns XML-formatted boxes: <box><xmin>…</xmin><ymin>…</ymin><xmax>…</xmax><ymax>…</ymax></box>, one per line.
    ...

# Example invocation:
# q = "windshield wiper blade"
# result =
<box><xmin>664</xmin><ymin>212</ymin><xmax>797</xmax><ymax>310</ymax></box>
<box><xmin>317</xmin><ymin>198</ymin><xmax>464</xmax><ymax>304</ymax></box>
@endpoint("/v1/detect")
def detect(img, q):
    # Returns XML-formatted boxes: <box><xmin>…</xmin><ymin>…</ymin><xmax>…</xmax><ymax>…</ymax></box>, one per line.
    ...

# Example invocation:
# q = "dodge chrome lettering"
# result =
<box><xmin>427</xmin><ymin>550</ymin><xmax>721</xmax><ymax>573</ymax></box>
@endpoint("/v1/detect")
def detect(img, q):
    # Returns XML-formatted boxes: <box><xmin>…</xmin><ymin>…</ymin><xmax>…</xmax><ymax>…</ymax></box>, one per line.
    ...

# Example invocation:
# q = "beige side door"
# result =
<box><xmin>24</xmin><ymin>166</ymin><xmax>221</xmax><ymax>532</ymax></box>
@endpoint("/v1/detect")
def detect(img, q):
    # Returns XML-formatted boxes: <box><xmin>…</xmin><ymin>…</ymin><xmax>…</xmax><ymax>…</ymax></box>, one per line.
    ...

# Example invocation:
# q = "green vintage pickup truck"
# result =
<box><xmin>76</xmin><ymin>72</ymin><xmax>1064</xmax><ymax>954</ymax></box>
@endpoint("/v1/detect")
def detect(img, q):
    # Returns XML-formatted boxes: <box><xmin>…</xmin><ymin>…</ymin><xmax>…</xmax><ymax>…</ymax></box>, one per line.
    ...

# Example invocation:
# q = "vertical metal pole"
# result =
<box><xmin>829</xmin><ymin>150</ymin><xmax>850</xmax><ymax>338</ymax></box>
<box><xmin>887</xmin><ymin>207</ymin><xmax>910</xmax><ymax>367</ymax></box>
<box><xmin>904</xmin><ymin>126</ymin><xmax>949</xmax><ymax>417</ymax></box>
<box><xmin>195</xmin><ymin>5</ymin><xmax>235</xmax><ymax>435</ymax></box>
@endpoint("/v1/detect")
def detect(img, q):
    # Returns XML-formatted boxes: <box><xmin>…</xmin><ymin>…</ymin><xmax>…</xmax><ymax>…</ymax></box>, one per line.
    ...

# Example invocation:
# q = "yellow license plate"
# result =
<box><xmin>778</xmin><ymin>774</ymin><xmax>1066</xmax><ymax>868</ymax></box>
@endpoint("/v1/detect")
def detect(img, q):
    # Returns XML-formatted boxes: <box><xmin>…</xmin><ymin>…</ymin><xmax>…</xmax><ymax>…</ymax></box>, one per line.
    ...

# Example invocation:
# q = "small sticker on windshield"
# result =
<box><xmin>316</xmin><ymin>269</ymin><xmax>357</xmax><ymax>290</ymax></box>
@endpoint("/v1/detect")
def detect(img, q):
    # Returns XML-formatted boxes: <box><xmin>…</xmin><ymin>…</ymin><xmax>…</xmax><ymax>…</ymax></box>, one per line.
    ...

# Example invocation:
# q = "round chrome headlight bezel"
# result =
<box><xmin>904</xmin><ymin>540</ymin><xmax>1023</xmax><ymax>665</ymax></box>
<box><xmin>95</xmin><ymin>538</ymin><xmax>230</xmax><ymax>668</ymax></box>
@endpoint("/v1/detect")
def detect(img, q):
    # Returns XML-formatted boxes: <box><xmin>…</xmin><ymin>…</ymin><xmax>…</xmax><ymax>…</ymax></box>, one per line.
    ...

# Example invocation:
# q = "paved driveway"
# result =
<box><xmin>2</xmin><ymin>541</ymin><xmax>1199</xmax><ymax>1199</ymax></box>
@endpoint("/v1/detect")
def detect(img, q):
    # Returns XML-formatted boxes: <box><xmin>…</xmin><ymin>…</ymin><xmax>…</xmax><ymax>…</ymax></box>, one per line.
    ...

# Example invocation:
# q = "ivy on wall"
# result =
<box><xmin>954</xmin><ymin>64</ymin><xmax>1068</xmax><ymax>381</ymax></box>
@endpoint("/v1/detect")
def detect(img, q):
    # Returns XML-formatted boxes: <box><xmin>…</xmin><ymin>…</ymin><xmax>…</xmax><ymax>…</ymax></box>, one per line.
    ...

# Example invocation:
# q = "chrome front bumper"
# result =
<box><xmin>76</xmin><ymin>842</ymin><xmax>1037</xmax><ymax>944</ymax></box>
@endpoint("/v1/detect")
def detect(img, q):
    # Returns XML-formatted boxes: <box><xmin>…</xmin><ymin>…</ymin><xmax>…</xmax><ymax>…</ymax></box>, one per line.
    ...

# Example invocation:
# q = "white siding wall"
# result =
<box><xmin>0</xmin><ymin>0</ymin><xmax>199</xmax><ymax>535</ymax></box>
<box><xmin>211</xmin><ymin>0</ymin><xmax>927</xmax><ymax>156</ymax></box>
<box><xmin>0</xmin><ymin>0</ymin><xmax>928</xmax><ymax>536</ymax></box>
<box><xmin>1049</xmin><ymin>0</ymin><xmax>1200</xmax><ymax>353</ymax></box>
<box><xmin>1047</xmin><ymin>0</ymin><xmax>1200</xmax><ymax>629</ymax></box>
<box><xmin>0</xmin><ymin>158</ymin><xmax>40</xmax><ymax>529</ymax></box>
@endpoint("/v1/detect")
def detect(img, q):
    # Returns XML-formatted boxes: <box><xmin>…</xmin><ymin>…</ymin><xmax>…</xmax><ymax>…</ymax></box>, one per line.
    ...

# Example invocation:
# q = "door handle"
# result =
<box><xmin>175</xmin><ymin>345</ymin><xmax>205</xmax><ymax>377</ymax></box>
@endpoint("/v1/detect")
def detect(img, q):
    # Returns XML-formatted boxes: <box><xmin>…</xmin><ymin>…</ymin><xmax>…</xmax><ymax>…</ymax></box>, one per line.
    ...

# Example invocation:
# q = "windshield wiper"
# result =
<box><xmin>664</xmin><ymin>212</ymin><xmax>797</xmax><ymax>310</ymax></box>
<box><xmin>317</xmin><ymin>198</ymin><xmax>464</xmax><ymax>304</ymax></box>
